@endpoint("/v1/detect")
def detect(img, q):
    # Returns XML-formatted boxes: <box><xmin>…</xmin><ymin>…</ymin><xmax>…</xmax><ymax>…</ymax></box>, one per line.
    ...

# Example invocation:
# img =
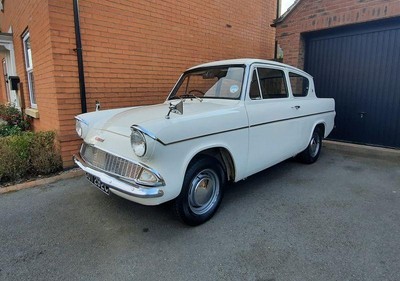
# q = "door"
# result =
<box><xmin>2</xmin><ymin>58</ymin><xmax>11</xmax><ymax>103</ymax></box>
<box><xmin>305</xmin><ymin>18</ymin><xmax>400</xmax><ymax>148</ymax></box>
<box><xmin>0</xmin><ymin>32</ymin><xmax>19</xmax><ymax>108</ymax></box>
<box><xmin>245</xmin><ymin>65</ymin><xmax>302</xmax><ymax>176</ymax></box>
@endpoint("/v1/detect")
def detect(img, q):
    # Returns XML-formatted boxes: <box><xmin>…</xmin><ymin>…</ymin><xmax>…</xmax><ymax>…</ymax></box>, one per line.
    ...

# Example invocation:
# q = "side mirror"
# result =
<box><xmin>165</xmin><ymin>100</ymin><xmax>183</xmax><ymax>119</ymax></box>
<box><xmin>95</xmin><ymin>100</ymin><xmax>101</xmax><ymax>111</ymax></box>
<box><xmin>9</xmin><ymin>76</ymin><xmax>20</xmax><ymax>91</ymax></box>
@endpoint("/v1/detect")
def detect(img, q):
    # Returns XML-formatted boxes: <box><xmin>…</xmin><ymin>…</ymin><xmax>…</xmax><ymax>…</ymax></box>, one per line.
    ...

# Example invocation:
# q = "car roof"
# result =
<box><xmin>187</xmin><ymin>58</ymin><xmax>311</xmax><ymax>77</ymax></box>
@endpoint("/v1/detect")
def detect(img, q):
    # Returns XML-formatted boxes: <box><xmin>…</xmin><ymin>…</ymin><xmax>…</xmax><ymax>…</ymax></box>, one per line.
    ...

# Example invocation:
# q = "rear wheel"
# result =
<box><xmin>173</xmin><ymin>156</ymin><xmax>225</xmax><ymax>226</ymax></box>
<box><xmin>297</xmin><ymin>127</ymin><xmax>323</xmax><ymax>164</ymax></box>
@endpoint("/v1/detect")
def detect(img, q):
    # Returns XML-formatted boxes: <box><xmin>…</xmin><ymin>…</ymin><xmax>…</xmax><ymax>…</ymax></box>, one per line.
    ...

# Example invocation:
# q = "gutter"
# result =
<box><xmin>73</xmin><ymin>0</ymin><xmax>87</xmax><ymax>113</ymax></box>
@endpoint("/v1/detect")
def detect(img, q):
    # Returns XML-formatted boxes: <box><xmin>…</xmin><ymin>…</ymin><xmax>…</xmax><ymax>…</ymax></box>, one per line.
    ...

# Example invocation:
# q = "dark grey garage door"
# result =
<box><xmin>305</xmin><ymin>18</ymin><xmax>400</xmax><ymax>148</ymax></box>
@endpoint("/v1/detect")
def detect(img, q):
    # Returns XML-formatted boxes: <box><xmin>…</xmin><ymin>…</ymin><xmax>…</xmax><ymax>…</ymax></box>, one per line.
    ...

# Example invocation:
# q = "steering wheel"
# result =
<box><xmin>188</xmin><ymin>89</ymin><xmax>205</xmax><ymax>95</ymax></box>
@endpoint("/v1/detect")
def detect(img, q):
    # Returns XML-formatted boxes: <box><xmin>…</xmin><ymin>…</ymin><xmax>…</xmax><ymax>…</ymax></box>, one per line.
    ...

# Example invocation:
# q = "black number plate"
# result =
<box><xmin>86</xmin><ymin>173</ymin><xmax>110</xmax><ymax>195</ymax></box>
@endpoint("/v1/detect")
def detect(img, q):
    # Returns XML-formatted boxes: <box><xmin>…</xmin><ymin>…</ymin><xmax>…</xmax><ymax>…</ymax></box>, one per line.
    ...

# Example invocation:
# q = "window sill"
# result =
<box><xmin>25</xmin><ymin>108</ymin><xmax>39</xmax><ymax>119</ymax></box>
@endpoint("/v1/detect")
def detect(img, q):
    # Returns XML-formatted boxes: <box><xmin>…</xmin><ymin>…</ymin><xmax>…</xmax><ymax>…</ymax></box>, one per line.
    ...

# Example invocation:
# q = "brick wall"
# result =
<box><xmin>2</xmin><ymin>0</ymin><xmax>277</xmax><ymax>167</ymax></box>
<box><xmin>49</xmin><ymin>0</ymin><xmax>277</xmax><ymax>167</ymax></box>
<box><xmin>275</xmin><ymin>0</ymin><xmax>400</xmax><ymax>69</ymax></box>
<box><xmin>0</xmin><ymin>0</ymin><xmax>60</xmax><ymax>132</ymax></box>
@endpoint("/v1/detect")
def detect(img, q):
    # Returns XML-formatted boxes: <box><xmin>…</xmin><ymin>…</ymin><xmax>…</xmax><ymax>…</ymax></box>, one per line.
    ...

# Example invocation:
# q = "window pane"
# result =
<box><xmin>249</xmin><ymin>69</ymin><xmax>261</xmax><ymax>99</ymax></box>
<box><xmin>170</xmin><ymin>67</ymin><xmax>244</xmax><ymax>100</ymax></box>
<box><xmin>257</xmin><ymin>68</ymin><xmax>288</xmax><ymax>99</ymax></box>
<box><xmin>28</xmin><ymin>71</ymin><xmax>36</xmax><ymax>105</ymax></box>
<box><xmin>290</xmin><ymin>73</ymin><xmax>309</xmax><ymax>97</ymax></box>
<box><xmin>24</xmin><ymin>36</ymin><xmax>32</xmax><ymax>68</ymax></box>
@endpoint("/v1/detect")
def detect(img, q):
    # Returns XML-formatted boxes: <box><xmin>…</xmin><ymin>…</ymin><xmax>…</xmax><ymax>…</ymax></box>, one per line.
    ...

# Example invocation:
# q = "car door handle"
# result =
<box><xmin>292</xmin><ymin>105</ymin><xmax>301</xmax><ymax>110</ymax></box>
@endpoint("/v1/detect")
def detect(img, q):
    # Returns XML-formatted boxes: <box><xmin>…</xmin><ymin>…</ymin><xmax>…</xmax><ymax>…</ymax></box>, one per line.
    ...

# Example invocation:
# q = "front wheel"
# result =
<box><xmin>173</xmin><ymin>156</ymin><xmax>225</xmax><ymax>226</ymax></box>
<box><xmin>297</xmin><ymin>127</ymin><xmax>323</xmax><ymax>164</ymax></box>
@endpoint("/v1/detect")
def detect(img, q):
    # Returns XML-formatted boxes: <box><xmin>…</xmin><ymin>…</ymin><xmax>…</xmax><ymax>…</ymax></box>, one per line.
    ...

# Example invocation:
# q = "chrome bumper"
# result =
<box><xmin>73</xmin><ymin>154</ymin><xmax>164</xmax><ymax>198</ymax></box>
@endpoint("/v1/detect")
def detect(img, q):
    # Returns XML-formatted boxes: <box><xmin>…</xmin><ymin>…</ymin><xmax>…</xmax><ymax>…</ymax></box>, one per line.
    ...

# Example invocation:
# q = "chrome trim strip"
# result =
<box><xmin>130</xmin><ymin>125</ymin><xmax>165</xmax><ymax>145</ymax></box>
<box><xmin>75</xmin><ymin>116</ymin><xmax>88</xmax><ymax>125</ymax></box>
<box><xmin>74</xmin><ymin>154</ymin><xmax>164</xmax><ymax>198</ymax></box>
<box><xmin>166</xmin><ymin>126</ymin><xmax>249</xmax><ymax>146</ymax></box>
<box><xmin>162</xmin><ymin>110</ymin><xmax>335</xmax><ymax>145</ymax></box>
<box><xmin>249</xmin><ymin>110</ymin><xmax>335</xmax><ymax>128</ymax></box>
<box><xmin>80</xmin><ymin>143</ymin><xmax>165</xmax><ymax>187</ymax></box>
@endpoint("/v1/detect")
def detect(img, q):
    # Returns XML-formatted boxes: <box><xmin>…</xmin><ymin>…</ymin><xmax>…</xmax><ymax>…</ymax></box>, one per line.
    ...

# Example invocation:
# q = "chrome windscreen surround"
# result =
<box><xmin>80</xmin><ymin>143</ymin><xmax>164</xmax><ymax>186</ymax></box>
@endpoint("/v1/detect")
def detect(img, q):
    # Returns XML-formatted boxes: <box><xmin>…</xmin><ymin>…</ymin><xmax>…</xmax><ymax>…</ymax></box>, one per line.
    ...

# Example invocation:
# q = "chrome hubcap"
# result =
<box><xmin>309</xmin><ymin>132</ymin><xmax>320</xmax><ymax>158</ymax></box>
<box><xmin>188</xmin><ymin>169</ymin><xmax>220</xmax><ymax>215</ymax></box>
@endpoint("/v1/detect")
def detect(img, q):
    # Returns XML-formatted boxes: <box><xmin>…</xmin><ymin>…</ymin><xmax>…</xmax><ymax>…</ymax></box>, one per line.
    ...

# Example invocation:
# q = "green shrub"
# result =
<box><xmin>0</xmin><ymin>104</ymin><xmax>30</xmax><ymax>137</ymax></box>
<box><xmin>30</xmin><ymin>131</ymin><xmax>63</xmax><ymax>175</ymax></box>
<box><xmin>0</xmin><ymin>131</ymin><xmax>62</xmax><ymax>183</ymax></box>
<box><xmin>0</xmin><ymin>133</ymin><xmax>32</xmax><ymax>182</ymax></box>
<box><xmin>0</xmin><ymin>124</ymin><xmax>23</xmax><ymax>137</ymax></box>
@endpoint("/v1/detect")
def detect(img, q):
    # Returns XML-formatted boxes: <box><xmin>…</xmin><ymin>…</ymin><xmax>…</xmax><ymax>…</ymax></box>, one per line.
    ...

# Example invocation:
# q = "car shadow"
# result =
<box><xmin>94</xmin><ymin>158</ymin><xmax>303</xmax><ymax>230</ymax></box>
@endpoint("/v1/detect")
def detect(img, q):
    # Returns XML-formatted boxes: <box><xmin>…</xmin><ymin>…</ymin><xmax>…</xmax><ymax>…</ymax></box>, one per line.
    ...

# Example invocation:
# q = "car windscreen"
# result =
<box><xmin>168</xmin><ymin>66</ymin><xmax>245</xmax><ymax>100</ymax></box>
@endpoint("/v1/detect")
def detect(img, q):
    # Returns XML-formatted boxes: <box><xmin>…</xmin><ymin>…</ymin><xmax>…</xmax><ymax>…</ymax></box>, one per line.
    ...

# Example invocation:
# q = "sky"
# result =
<box><xmin>281</xmin><ymin>0</ymin><xmax>296</xmax><ymax>15</ymax></box>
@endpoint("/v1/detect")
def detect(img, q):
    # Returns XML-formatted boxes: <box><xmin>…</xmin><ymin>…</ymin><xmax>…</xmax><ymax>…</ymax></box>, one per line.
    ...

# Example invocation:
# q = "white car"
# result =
<box><xmin>74</xmin><ymin>59</ymin><xmax>335</xmax><ymax>225</ymax></box>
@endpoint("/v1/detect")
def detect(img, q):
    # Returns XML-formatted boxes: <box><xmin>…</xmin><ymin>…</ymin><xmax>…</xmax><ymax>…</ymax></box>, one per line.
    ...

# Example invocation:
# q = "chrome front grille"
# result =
<box><xmin>80</xmin><ymin>143</ymin><xmax>141</xmax><ymax>179</ymax></box>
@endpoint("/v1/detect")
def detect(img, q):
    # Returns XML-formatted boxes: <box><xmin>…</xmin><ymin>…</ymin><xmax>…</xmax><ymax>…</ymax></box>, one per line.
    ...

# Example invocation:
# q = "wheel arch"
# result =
<box><xmin>311</xmin><ymin>121</ymin><xmax>326</xmax><ymax>138</ymax></box>
<box><xmin>186</xmin><ymin>146</ymin><xmax>236</xmax><ymax>183</ymax></box>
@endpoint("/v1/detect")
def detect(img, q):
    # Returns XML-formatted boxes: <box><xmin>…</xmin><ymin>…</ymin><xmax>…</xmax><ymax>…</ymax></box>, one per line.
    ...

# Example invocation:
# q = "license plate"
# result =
<box><xmin>86</xmin><ymin>173</ymin><xmax>110</xmax><ymax>195</ymax></box>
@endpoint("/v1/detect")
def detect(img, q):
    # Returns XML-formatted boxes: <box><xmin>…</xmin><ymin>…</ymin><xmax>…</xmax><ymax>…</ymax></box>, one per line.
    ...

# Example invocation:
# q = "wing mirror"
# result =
<box><xmin>165</xmin><ymin>100</ymin><xmax>183</xmax><ymax>119</ymax></box>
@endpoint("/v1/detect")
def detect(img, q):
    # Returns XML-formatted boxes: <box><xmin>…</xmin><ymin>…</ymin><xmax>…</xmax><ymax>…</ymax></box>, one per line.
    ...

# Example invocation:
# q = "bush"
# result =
<box><xmin>0</xmin><ymin>124</ymin><xmax>23</xmax><ymax>137</ymax></box>
<box><xmin>0</xmin><ymin>133</ymin><xmax>32</xmax><ymax>181</ymax></box>
<box><xmin>0</xmin><ymin>131</ymin><xmax>62</xmax><ymax>183</ymax></box>
<box><xmin>30</xmin><ymin>132</ymin><xmax>63</xmax><ymax>175</ymax></box>
<box><xmin>0</xmin><ymin>104</ymin><xmax>30</xmax><ymax>137</ymax></box>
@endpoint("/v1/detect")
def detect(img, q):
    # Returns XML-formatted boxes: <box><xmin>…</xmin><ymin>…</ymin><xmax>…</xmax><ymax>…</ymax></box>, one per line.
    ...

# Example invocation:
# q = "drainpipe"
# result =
<box><xmin>276</xmin><ymin>0</ymin><xmax>281</xmax><ymax>19</ymax></box>
<box><xmin>73</xmin><ymin>0</ymin><xmax>87</xmax><ymax>113</ymax></box>
<box><xmin>274</xmin><ymin>0</ymin><xmax>282</xmax><ymax>60</ymax></box>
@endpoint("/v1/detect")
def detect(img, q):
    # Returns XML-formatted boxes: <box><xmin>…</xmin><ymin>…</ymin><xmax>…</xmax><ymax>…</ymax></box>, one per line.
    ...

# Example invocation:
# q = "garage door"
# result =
<box><xmin>305</xmin><ymin>18</ymin><xmax>400</xmax><ymax>148</ymax></box>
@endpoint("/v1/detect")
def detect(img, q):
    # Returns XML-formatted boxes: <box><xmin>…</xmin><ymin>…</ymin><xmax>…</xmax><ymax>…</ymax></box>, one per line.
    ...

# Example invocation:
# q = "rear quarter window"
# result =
<box><xmin>289</xmin><ymin>72</ymin><xmax>310</xmax><ymax>97</ymax></box>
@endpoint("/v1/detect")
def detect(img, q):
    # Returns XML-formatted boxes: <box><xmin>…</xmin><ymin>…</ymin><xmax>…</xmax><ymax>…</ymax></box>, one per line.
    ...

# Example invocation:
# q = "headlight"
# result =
<box><xmin>76</xmin><ymin>120</ymin><xmax>83</xmax><ymax>137</ymax></box>
<box><xmin>75</xmin><ymin>118</ymin><xmax>88</xmax><ymax>139</ymax></box>
<box><xmin>130</xmin><ymin>129</ymin><xmax>147</xmax><ymax>157</ymax></box>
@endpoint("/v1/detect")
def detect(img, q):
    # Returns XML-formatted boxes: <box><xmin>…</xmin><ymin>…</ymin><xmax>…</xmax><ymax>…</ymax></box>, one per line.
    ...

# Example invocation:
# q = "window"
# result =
<box><xmin>289</xmin><ymin>72</ymin><xmax>309</xmax><ymax>97</ymax></box>
<box><xmin>23</xmin><ymin>32</ymin><xmax>36</xmax><ymax>108</ymax></box>
<box><xmin>249</xmin><ymin>69</ymin><xmax>261</xmax><ymax>99</ymax></box>
<box><xmin>169</xmin><ymin>67</ymin><xmax>245</xmax><ymax>100</ymax></box>
<box><xmin>257</xmin><ymin>68</ymin><xmax>288</xmax><ymax>99</ymax></box>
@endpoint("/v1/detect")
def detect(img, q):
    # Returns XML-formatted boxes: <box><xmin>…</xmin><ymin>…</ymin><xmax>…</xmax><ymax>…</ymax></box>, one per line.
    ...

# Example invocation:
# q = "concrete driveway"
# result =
<box><xmin>0</xmin><ymin>143</ymin><xmax>399</xmax><ymax>281</ymax></box>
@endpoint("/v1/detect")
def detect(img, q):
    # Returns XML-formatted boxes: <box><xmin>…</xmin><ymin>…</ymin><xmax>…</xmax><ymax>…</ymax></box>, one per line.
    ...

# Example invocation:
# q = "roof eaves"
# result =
<box><xmin>271</xmin><ymin>0</ymin><xmax>302</xmax><ymax>27</ymax></box>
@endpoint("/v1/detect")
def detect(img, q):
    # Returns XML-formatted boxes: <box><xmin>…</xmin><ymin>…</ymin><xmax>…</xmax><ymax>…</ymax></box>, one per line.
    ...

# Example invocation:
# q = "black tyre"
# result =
<box><xmin>173</xmin><ymin>156</ymin><xmax>225</xmax><ymax>226</ymax></box>
<box><xmin>297</xmin><ymin>127</ymin><xmax>323</xmax><ymax>164</ymax></box>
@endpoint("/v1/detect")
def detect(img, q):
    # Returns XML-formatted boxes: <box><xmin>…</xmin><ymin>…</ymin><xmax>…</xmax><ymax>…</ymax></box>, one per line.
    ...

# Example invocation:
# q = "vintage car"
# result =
<box><xmin>74</xmin><ymin>59</ymin><xmax>335</xmax><ymax>225</ymax></box>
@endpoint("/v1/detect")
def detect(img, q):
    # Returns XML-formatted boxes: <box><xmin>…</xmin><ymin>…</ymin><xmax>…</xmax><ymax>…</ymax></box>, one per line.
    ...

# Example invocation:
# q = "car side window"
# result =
<box><xmin>289</xmin><ymin>72</ymin><xmax>310</xmax><ymax>97</ymax></box>
<box><xmin>257</xmin><ymin>68</ymin><xmax>288</xmax><ymax>99</ymax></box>
<box><xmin>249</xmin><ymin>69</ymin><xmax>261</xmax><ymax>99</ymax></box>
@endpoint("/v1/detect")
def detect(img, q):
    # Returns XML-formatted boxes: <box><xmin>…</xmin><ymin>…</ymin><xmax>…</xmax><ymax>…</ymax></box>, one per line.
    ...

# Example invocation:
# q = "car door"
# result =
<box><xmin>245</xmin><ymin>65</ymin><xmax>303</xmax><ymax>176</ymax></box>
<box><xmin>287</xmin><ymin>70</ymin><xmax>316</xmax><ymax>149</ymax></box>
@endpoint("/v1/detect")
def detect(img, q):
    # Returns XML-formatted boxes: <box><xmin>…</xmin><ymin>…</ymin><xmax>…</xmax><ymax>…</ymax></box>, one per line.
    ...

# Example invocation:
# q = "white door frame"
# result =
<box><xmin>0</xmin><ymin>27</ymin><xmax>19</xmax><ymax>108</ymax></box>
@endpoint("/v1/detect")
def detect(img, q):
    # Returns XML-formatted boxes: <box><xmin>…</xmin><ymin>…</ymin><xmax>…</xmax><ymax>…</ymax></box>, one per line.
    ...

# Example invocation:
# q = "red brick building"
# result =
<box><xmin>274</xmin><ymin>0</ymin><xmax>400</xmax><ymax>69</ymax></box>
<box><xmin>0</xmin><ymin>0</ymin><xmax>278</xmax><ymax>167</ymax></box>
<box><xmin>274</xmin><ymin>0</ymin><xmax>400</xmax><ymax>148</ymax></box>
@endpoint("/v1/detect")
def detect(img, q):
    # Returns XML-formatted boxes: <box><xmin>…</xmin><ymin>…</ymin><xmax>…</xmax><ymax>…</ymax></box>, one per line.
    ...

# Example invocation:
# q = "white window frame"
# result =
<box><xmin>22</xmin><ymin>31</ymin><xmax>37</xmax><ymax>108</ymax></box>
